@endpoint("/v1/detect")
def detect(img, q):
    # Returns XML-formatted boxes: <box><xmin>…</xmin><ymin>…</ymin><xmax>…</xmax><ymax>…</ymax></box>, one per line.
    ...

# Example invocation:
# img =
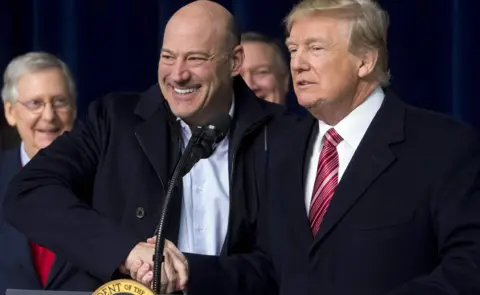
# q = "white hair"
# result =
<box><xmin>285</xmin><ymin>0</ymin><xmax>390</xmax><ymax>86</ymax></box>
<box><xmin>1</xmin><ymin>52</ymin><xmax>76</xmax><ymax>102</ymax></box>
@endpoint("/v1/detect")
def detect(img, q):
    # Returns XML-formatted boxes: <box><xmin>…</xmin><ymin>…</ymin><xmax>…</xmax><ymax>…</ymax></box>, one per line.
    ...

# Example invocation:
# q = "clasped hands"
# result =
<box><xmin>122</xmin><ymin>237</ymin><xmax>188</xmax><ymax>294</ymax></box>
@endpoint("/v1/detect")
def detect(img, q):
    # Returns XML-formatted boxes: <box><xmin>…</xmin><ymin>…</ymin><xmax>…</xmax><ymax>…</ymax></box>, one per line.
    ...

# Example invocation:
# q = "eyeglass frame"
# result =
<box><xmin>13</xmin><ymin>97</ymin><xmax>74</xmax><ymax>114</ymax></box>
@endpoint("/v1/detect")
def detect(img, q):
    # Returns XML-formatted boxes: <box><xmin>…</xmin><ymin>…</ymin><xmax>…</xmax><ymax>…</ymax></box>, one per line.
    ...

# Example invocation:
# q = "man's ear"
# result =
<box><xmin>230</xmin><ymin>44</ymin><xmax>244</xmax><ymax>77</ymax></box>
<box><xmin>4</xmin><ymin>101</ymin><xmax>17</xmax><ymax>127</ymax></box>
<box><xmin>357</xmin><ymin>48</ymin><xmax>378</xmax><ymax>79</ymax></box>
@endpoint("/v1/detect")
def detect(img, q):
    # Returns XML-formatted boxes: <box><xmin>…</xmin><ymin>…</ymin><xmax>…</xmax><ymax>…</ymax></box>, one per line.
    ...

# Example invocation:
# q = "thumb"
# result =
<box><xmin>146</xmin><ymin>236</ymin><xmax>157</xmax><ymax>244</ymax></box>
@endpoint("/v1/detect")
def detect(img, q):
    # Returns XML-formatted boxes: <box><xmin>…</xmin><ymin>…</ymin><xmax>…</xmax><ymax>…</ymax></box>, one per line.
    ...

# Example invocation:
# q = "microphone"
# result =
<box><xmin>152</xmin><ymin>113</ymin><xmax>231</xmax><ymax>294</ymax></box>
<box><xmin>180</xmin><ymin>114</ymin><xmax>231</xmax><ymax>177</ymax></box>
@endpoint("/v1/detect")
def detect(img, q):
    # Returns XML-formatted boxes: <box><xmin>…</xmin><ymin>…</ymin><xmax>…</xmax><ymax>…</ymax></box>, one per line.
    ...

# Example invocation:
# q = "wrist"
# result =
<box><xmin>118</xmin><ymin>262</ymin><xmax>129</xmax><ymax>275</ymax></box>
<box><xmin>119</xmin><ymin>244</ymin><xmax>139</xmax><ymax>274</ymax></box>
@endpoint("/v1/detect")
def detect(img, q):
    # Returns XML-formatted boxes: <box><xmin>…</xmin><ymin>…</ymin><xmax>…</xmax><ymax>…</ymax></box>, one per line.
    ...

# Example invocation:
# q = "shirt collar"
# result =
<box><xmin>318</xmin><ymin>87</ymin><xmax>385</xmax><ymax>150</ymax></box>
<box><xmin>20</xmin><ymin>141</ymin><xmax>31</xmax><ymax>166</ymax></box>
<box><xmin>177</xmin><ymin>95</ymin><xmax>235</xmax><ymax>131</ymax></box>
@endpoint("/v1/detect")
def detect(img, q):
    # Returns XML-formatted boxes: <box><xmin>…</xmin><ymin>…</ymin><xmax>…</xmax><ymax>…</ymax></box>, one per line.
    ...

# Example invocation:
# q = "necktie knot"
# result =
<box><xmin>324</xmin><ymin>128</ymin><xmax>343</xmax><ymax>147</ymax></box>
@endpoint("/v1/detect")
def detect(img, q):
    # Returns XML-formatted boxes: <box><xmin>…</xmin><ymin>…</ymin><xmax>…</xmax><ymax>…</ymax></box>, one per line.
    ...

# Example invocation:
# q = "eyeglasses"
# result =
<box><xmin>15</xmin><ymin>98</ymin><xmax>72</xmax><ymax>114</ymax></box>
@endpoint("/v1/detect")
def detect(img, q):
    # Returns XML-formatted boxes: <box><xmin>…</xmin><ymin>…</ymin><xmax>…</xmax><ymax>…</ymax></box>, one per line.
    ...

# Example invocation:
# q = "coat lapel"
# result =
<box><xmin>134</xmin><ymin>114</ymin><xmax>170</xmax><ymax>192</ymax></box>
<box><xmin>134</xmin><ymin>85</ymin><xmax>185</xmax><ymax>244</ymax></box>
<box><xmin>227</xmin><ymin>77</ymin><xmax>272</xmax><ymax>165</ymax></box>
<box><xmin>133</xmin><ymin>85</ymin><xmax>171</xmax><ymax>193</ymax></box>
<box><xmin>277</xmin><ymin>115</ymin><xmax>317</xmax><ymax>247</ymax></box>
<box><xmin>44</xmin><ymin>257</ymin><xmax>64</xmax><ymax>289</ymax></box>
<box><xmin>309</xmin><ymin>91</ymin><xmax>405</xmax><ymax>253</ymax></box>
<box><xmin>0</xmin><ymin>148</ymin><xmax>40</xmax><ymax>287</ymax></box>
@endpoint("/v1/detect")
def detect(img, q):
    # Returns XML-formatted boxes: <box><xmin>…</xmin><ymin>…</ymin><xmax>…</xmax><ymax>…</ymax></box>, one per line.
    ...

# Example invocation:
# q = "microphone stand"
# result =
<box><xmin>152</xmin><ymin>126</ymin><xmax>204</xmax><ymax>295</ymax></box>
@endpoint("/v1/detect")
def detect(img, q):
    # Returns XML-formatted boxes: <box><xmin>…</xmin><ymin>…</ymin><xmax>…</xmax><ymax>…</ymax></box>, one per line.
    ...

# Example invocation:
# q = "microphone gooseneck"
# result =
<box><xmin>152</xmin><ymin>113</ymin><xmax>231</xmax><ymax>294</ymax></box>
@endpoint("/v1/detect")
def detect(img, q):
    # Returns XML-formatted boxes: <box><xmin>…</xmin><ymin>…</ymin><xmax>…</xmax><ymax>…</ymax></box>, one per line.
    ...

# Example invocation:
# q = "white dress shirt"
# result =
<box><xmin>177</xmin><ymin>101</ymin><xmax>235</xmax><ymax>255</ymax></box>
<box><xmin>304</xmin><ymin>87</ymin><xmax>385</xmax><ymax>212</ymax></box>
<box><xmin>20</xmin><ymin>142</ymin><xmax>31</xmax><ymax>166</ymax></box>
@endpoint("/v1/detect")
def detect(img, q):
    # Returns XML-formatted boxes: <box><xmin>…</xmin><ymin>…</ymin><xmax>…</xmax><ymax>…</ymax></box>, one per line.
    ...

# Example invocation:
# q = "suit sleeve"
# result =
<box><xmin>386</xmin><ymin>134</ymin><xmax>480</xmax><ymax>295</ymax></box>
<box><xmin>2</xmin><ymin>97</ymin><xmax>141</xmax><ymax>282</ymax></box>
<box><xmin>184</xmin><ymin>186</ymin><xmax>278</xmax><ymax>295</ymax></box>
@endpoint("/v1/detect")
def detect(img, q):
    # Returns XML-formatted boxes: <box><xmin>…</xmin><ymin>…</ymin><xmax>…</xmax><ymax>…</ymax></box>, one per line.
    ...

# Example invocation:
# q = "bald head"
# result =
<box><xmin>158</xmin><ymin>0</ymin><xmax>245</xmax><ymax>126</ymax></box>
<box><xmin>166</xmin><ymin>0</ymin><xmax>240</xmax><ymax>50</ymax></box>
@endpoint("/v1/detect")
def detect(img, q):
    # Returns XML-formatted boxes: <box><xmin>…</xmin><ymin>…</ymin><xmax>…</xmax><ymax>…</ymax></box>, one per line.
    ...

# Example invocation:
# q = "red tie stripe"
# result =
<box><xmin>309</xmin><ymin>128</ymin><xmax>343</xmax><ymax>236</ymax></box>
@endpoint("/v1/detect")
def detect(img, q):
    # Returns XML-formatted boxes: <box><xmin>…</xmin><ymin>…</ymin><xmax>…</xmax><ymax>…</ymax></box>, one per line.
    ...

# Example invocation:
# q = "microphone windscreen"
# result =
<box><xmin>206</xmin><ymin>113</ymin><xmax>231</xmax><ymax>140</ymax></box>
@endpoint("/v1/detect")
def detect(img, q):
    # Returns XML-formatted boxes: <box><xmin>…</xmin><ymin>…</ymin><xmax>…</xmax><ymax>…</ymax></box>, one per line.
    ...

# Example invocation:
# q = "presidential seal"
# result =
<box><xmin>93</xmin><ymin>279</ymin><xmax>155</xmax><ymax>295</ymax></box>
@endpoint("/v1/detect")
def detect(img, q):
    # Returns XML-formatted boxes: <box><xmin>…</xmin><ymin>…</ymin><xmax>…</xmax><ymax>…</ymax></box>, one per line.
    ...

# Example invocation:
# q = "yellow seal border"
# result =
<box><xmin>93</xmin><ymin>279</ymin><xmax>155</xmax><ymax>295</ymax></box>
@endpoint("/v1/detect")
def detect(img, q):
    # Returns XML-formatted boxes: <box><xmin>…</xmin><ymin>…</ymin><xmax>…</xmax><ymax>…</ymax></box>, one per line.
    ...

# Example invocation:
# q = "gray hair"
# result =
<box><xmin>1</xmin><ymin>52</ymin><xmax>76</xmax><ymax>102</ymax></box>
<box><xmin>285</xmin><ymin>0</ymin><xmax>390</xmax><ymax>86</ymax></box>
<box><xmin>241</xmin><ymin>31</ymin><xmax>290</xmax><ymax>79</ymax></box>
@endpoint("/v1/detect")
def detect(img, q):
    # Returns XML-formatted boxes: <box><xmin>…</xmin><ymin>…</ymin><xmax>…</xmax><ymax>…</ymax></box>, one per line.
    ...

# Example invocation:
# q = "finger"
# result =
<box><xmin>164</xmin><ymin>249</ymin><xmax>178</xmax><ymax>293</ymax></box>
<box><xmin>141</xmin><ymin>270</ymin><xmax>153</xmax><ymax>286</ymax></box>
<box><xmin>146</xmin><ymin>237</ymin><xmax>156</xmax><ymax>244</ymax></box>
<box><xmin>129</xmin><ymin>260</ymin><xmax>142</xmax><ymax>280</ymax></box>
<box><xmin>160</xmin><ymin>262</ymin><xmax>168</xmax><ymax>294</ymax></box>
<box><xmin>164</xmin><ymin>246</ymin><xmax>188</xmax><ymax>273</ymax></box>
<box><xmin>166</xmin><ymin>247</ymin><xmax>188</xmax><ymax>289</ymax></box>
<box><xmin>136</xmin><ymin>262</ymin><xmax>151</xmax><ymax>282</ymax></box>
<box><xmin>165</xmin><ymin>240</ymin><xmax>187</xmax><ymax>263</ymax></box>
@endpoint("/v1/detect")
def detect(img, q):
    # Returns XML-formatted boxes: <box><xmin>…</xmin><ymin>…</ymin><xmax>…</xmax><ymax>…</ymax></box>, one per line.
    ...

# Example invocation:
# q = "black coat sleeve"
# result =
<box><xmin>386</xmin><ymin>132</ymin><xmax>480</xmax><ymax>294</ymax></box>
<box><xmin>185</xmin><ymin>189</ymin><xmax>278</xmax><ymax>295</ymax></box>
<box><xmin>3</xmin><ymin>97</ymin><xmax>141</xmax><ymax>282</ymax></box>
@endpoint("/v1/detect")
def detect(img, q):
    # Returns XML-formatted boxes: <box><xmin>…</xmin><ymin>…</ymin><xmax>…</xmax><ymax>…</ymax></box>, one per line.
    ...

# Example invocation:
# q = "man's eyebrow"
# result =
<box><xmin>285</xmin><ymin>37</ymin><xmax>329</xmax><ymax>46</ymax></box>
<box><xmin>161</xmin><ymin>48</ymin><xmax>174</xmax><ymax>54</ymax></box>
<box><xmin>161</xmin><ymin>49</ymin><xmax>210</xmax><ymax>57</ymax></box>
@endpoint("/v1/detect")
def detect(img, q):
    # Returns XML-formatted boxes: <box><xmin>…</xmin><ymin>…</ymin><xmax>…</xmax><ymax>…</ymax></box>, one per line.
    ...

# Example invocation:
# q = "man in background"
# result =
<box><xmin>0</xmin><ymin>52</ymin><xmax>76</xmax><ymax>293</ymax></box>
<box><xmin>240</xmin><ymin>32</ymin><xmax>290</xmax><ymax>105</ymax></box>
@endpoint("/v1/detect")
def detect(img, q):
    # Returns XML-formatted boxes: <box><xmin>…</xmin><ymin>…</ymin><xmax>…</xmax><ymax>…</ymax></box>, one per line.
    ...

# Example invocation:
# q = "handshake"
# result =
<box><xmin>120</xmin><ymin>237</ymin><xmax>188</xmax><ymax>294</ymax></box>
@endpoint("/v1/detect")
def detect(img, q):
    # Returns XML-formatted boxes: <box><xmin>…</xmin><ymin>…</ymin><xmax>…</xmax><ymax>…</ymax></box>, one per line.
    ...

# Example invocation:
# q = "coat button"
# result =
<box><xmin>135</xmin><ymin>207</ymin><xmax>145</xmax><ymax>219</ymax></box>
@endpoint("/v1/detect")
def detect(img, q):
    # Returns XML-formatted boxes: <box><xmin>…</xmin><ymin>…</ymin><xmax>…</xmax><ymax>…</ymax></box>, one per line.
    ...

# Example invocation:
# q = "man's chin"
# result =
<box><xmin>36</xmin><ymin>140</ymin><xmax>54</xmax><ymax>149</ymax></box>
<box><xmin>171</xmin><ymin>109</ymin><xmax>197</xmax><ymax>121</ymax></box>
<box><xmin>34</xmin><ymin>133</ymin><xmax>61</xmax><ymax>147</ymax></box>
<box><xmin>264</xmin><ymin>96</ymin><xmax>278</xmax><ymax>104</ymax></box>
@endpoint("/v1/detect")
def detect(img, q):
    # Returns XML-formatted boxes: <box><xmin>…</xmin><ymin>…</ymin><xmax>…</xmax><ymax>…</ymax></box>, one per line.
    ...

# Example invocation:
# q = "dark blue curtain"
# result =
<box><xmin>1</xmin><ymin>0</ymin><xmax>479</xmax><ymax>128</ymax></box>
<box><xmin>380</xmin><ymin>0</ymin><xmax>480</xmax><ymax>129</ymax></box>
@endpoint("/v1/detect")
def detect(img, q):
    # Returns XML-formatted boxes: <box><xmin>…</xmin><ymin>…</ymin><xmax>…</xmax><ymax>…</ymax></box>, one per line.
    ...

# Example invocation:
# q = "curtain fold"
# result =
<box><xmin>0</xmin><ymin>0</ymin><xmax>478</xmax><ymax>128</ymax></box>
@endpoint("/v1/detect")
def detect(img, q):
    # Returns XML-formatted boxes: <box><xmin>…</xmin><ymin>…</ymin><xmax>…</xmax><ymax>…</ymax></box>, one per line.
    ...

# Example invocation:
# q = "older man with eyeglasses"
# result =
<box><xmin>0</xmin><ymin>51</ymin><xmax>76</xmax><ymax>294</ymax></box>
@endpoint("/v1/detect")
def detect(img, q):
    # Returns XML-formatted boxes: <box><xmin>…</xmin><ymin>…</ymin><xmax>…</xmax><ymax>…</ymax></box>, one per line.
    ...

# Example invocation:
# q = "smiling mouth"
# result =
<box><xmin>36</xmin><ymin>128</ymin><xmax>61</xmax><ymax>133</ymax></box>
<box><xmin>297</xmin><ymin>81</ymin><xmax>314</xmax><ymax>86</ymax></box>
<box><xmin>172</xmin><ymin>86</ymin><xmax>201</xmax><ymax>95</ymax></box>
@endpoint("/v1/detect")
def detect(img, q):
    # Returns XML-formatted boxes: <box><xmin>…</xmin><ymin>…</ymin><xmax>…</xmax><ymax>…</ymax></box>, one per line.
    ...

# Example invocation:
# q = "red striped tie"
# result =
<box><xmin>309</xmin><ymin>128</ymin><xmax>343</xmax><ymax>236</ymax></box>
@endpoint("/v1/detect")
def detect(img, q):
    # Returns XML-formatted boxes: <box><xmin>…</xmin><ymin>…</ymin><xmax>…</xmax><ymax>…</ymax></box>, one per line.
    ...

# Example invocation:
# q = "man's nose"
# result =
<box><xmin>41</xmin><ymin>102</ymin><xmax>55</xmax><ymax>122</ymax></box>
<box><xmin>290</xmin><ymin>50</ymin><xmax>309</xmax><ymax>73</ymax></box>
<box><xmin>171</xmin><ymin>60</ymin><xmax>191</xmax><ymax>82</ymax></box>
